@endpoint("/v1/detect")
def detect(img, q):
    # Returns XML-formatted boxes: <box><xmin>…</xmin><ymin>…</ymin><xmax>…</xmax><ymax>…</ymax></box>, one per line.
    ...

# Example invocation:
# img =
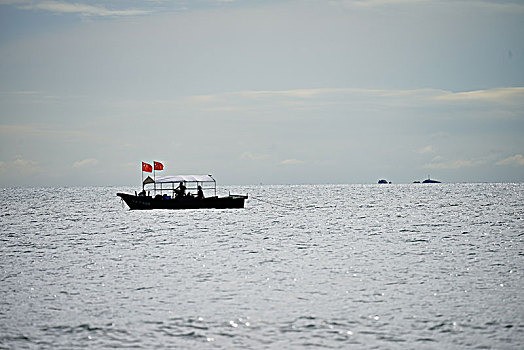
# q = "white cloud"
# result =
<box><xmin>435</xmin><ymin>87</ymin><xmax>524</xmax><ymax>105</ymax></box>
<box><xmin>337</xmin><ymin>0</ymin><xmax>429</xmax><ymax>7</ymax></box>
<box><xmin>189</xmin><ymin>87</ymin><xmax>524</xmax><ymax>110</ymax></box>
<box><xmin>73</xmin><ymin>158</ymin><xmax>99</xmax><ymax>168</ymax></box>
<box><xmin>240</xmin><ymin>152</ymin><xmax>269</xmax><ymax>161</ymax></box>
<box><xmin>496</xmin><ymin>154</ymin><xmax>524</xmax><ymax>166</ymax></box>
<box><xmin>0</xmin><ymin>0</ymin><xmax>30</xmax><ymax>4</ymax></box>
<box><xmin>4</xmin><ymin>157</ymin><xmax>42</xmax><ymax>174</ymax></box>
<box><xmin>424</xmin><ymin>159</ymin><xmax>485</xmax><ymax>169</ymax></box>
<box><xmin>330</xmin><ymin>0</ymin><xmax>524</xmax><ymax>12</ymax></box>
<box><xmin>202</xmin><ymin>106</ymin><xmax>242</xmax><ymax>112</ymax></box>
<box><xmin>418</xmin><ymin>145</ymin><xmax>434</xmax><ymax>154</ymax></box>
<box><xmin>185</xmin><ymin>95</ymin><xmax>223</xmax><ymax>104</ymax></box>
<box><xmin>15</xmin><ymin>1</ymin><xmax>150</xmax><ymax>16</ymax></box>
<box><xmin>235</xmin><ymin>89</ymin><xmax>341</xmax><ymax>99</ymax></box>
<box><xmin>279</xmin><ymin>159</ymin><xmax>305</xmax><ymax>165</ymax></box>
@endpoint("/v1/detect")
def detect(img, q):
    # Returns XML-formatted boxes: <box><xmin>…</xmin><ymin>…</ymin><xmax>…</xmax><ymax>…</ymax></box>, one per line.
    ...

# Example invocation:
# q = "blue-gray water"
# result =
<box><xmin>1</xmin><ymin>183</ymin><xmax>523</xmax><ymax>349</ymax></box>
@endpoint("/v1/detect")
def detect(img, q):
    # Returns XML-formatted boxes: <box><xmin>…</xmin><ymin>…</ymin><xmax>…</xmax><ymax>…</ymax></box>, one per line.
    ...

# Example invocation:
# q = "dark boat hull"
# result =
<box><xmin>117</xmin><ymin>193</ymin><xmax>247</xmax><ymax>210</ymax></box>
<box><xmin>422</xmin><ymin>179</ymin><xmax>441</xmax><ymax>183</ymax></box>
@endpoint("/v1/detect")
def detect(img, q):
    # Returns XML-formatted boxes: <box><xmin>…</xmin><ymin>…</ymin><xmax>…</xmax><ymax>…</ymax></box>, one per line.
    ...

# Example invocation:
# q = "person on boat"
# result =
<box><xmin>138</xmin><ymin>190</ymin><xmax>146</xmax><ymax>196</ymax></box>
<box><xmin>175</xmin><ymin>182</ymin><xmax>186</xmax><ymax>198</ymax></box>
<box><xmin>197</xmin><ymin>185</ymin><xmax>204</xmax><ymax>200</ymax></box>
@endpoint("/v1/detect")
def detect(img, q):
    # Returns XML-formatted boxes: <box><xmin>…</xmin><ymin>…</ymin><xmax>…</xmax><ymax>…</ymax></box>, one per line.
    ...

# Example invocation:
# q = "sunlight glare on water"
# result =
<box><xmin>0</xmin><ymin>183</ymin><xmax>523</xmax><ymax>348</ymax></box>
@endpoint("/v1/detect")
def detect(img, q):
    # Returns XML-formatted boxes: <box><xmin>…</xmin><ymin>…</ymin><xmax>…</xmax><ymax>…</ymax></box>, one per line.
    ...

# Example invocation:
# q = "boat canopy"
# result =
<box><xmin>153</xmin><ymin>174</ymin><xmax>215</xmax><ymax>184</ymax></box>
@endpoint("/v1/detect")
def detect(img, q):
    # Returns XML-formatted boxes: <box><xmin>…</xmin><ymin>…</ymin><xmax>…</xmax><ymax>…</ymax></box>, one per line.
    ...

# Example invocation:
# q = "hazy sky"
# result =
<box><xmin>0</xmin><ymin>0</ymin><xmax>523</xmax><ymax>186</ymax></box>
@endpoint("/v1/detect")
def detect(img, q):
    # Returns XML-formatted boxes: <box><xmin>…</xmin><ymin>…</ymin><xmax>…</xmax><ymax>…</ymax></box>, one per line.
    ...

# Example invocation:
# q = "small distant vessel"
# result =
<box><xmin>378</xmin><ymin>179</ymin><xmax>391</xmax><ymax>184</ymax></box>
<box><xmin>117</xmin><ymin>174</ymin><xmax>247</xmax><ymax>210</ymax></box>
<box><xmin>422</xmin><ymin>177</ymin><xmax>441</xmax><ymax>184</ymax></box>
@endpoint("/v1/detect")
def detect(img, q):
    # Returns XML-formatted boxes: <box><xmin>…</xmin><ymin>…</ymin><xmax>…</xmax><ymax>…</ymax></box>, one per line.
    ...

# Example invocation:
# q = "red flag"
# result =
<box><xmin>142</xmin><ymin>162</ymin><xmax>152</xmax><ymax>173</ymax></box>
<box><xmin>154</xmin><ymin>161</ymin><xmax>164</xmax><ymax>171</ymax></box>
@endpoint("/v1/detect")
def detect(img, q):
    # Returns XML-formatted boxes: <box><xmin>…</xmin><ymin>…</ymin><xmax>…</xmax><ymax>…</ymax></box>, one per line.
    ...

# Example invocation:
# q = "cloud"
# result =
<box><xmin>0</xmin><ymin>124</ymin><xmax>130</xmax><ymax>150</ymax></box>
<box><xmin>1</xmin><ymin>157</ymin><xmax>42</xmax><ymax>175</ymax></box>
<box><xmin>240</xmin><ymin>152</ymin><xmax>270</xmax><ymax>161</ymax></box>
<box><xmin>279</xmin><ymin>159</ymin><xmax>305</xmax><ymax>165</ymax></box>
<box><xmin>0</xmin><ymin>0</ymin><xmax>29</xmax><ymax>4</ymax></box>
<box><xmin>424</xmin><ymin>158</ymin><xmax>486</xmax><ymax>169</ymax></box>
<box><xmin>435</xmin><ymin>87</ymin><xmax>524</xmax><ymax>105</ymax></box>
<box><xmin>202</xmin><ymin>106</ymin><xmax>242</xmax><ymax>112</ymax></box>
<box><xmin>73</xmin><ymin>158</ymin><xmax>99</xmax><ymax>168</ymax></box>
<box><xmin>188</xmin><ymin>87</ymin><xmax>524</xmax><ymax>111</ymax></box>
<box><xmin>185</xmin><ymin>95</ymin><xmax>223</xmax><ymax>104</ymax></box>
<box><xmin>417</xmin><ymin>145</ymin><xmax>434</xmax><ymax>154</ymax></box>
<box><xmin>14</xmin><ymin>0</ymin><xmax>151</xmax><ymax>17</ymax></box>
<box><xmin>0</xmin><ymin>90</ymin><xmax>42</xmax><ymax>95</ymax></box>
<box><xmin>496</xmin><ymin>154</ymin><xmax>524</xmax><ymax>166</ymax></box>
<box><xmin>331</xmin><ymin>0</ymin><xmax>524</xmax><ymax>12</ymax></box>
<box><xmin>338</xmin><ymin>0</ymin><xmax>428</xmax><ymax>7</ymax></box>
<box><xmin>235</xmin><ymin>89</ymin><xmax>341</xmax><ymax>99</ymax></box>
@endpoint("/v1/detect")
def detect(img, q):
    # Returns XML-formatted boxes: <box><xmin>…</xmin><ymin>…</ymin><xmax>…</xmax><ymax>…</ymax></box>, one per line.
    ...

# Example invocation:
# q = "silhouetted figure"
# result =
<box><xmin>197</xmin><ymin>185</ymin><xmax>204</xmax><ymax>199</ymax></box>
<box><xmin>175</xmin><ymin>182</ymin><xmax>186</xmax><ymax>198</ymax></box>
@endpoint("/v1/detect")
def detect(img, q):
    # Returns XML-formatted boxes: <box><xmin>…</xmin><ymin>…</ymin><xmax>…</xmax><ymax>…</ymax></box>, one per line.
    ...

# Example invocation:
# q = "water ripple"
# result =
<box><xmin>0</xmin><ymin>184</ymin><xmax>523</xmax><ymax>349</ymax></box>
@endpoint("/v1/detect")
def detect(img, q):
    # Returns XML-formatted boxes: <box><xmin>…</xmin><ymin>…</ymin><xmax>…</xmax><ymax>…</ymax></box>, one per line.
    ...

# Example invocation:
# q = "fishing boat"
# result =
<box><xmin>117</xmin><ymin>174</ymin><xmax>247</xmax><ymax>210</ymax></box>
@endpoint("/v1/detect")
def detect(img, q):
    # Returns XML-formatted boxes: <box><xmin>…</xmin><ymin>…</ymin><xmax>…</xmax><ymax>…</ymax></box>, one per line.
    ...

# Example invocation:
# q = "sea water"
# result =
<box><xmin>0</xmin><ymin>183</ymin><xmax>522</xmax><ymax>349</ymax></box>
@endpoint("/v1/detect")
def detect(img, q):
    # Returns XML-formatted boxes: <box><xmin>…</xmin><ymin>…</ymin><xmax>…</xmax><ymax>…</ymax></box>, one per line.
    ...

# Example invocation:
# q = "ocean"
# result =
<box><xmin>1</xmin><ymin>183</ymin><xmax>522</xmax><ymax>349</ymax></box>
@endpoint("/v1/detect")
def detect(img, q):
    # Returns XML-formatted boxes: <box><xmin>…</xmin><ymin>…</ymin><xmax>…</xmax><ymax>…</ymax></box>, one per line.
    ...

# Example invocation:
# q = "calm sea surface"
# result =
<box><xmin>1</xmin><ymin>184</ymin><xmax>523</xmax><ymax>349</ymax></box>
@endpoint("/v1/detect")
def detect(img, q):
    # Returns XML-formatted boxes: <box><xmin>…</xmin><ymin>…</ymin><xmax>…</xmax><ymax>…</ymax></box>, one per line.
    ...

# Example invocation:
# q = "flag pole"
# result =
<box><xmin>141</xmin><ymin>162</ymin><xmax>144</xmax><ymax>191</ymax></box>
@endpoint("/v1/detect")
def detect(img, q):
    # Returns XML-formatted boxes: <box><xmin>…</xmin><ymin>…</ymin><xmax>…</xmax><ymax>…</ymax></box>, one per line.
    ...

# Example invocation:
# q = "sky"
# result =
<box><xmin>0</xmin><ymin>0</ymin><xmax>523</xmax><ymax>186</ymax></box>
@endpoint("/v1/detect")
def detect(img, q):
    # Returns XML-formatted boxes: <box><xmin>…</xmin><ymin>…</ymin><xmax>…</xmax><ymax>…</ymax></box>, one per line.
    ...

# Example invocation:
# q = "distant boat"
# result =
<box><xmin>422</xmin><ymin>177</ymin><xmax>441</xmax><ymax>184</ymax></box>
<box><xmin>378</xmin><ymin>179</ymin><xmax>391</xmax><ymax>184</ymax></box>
